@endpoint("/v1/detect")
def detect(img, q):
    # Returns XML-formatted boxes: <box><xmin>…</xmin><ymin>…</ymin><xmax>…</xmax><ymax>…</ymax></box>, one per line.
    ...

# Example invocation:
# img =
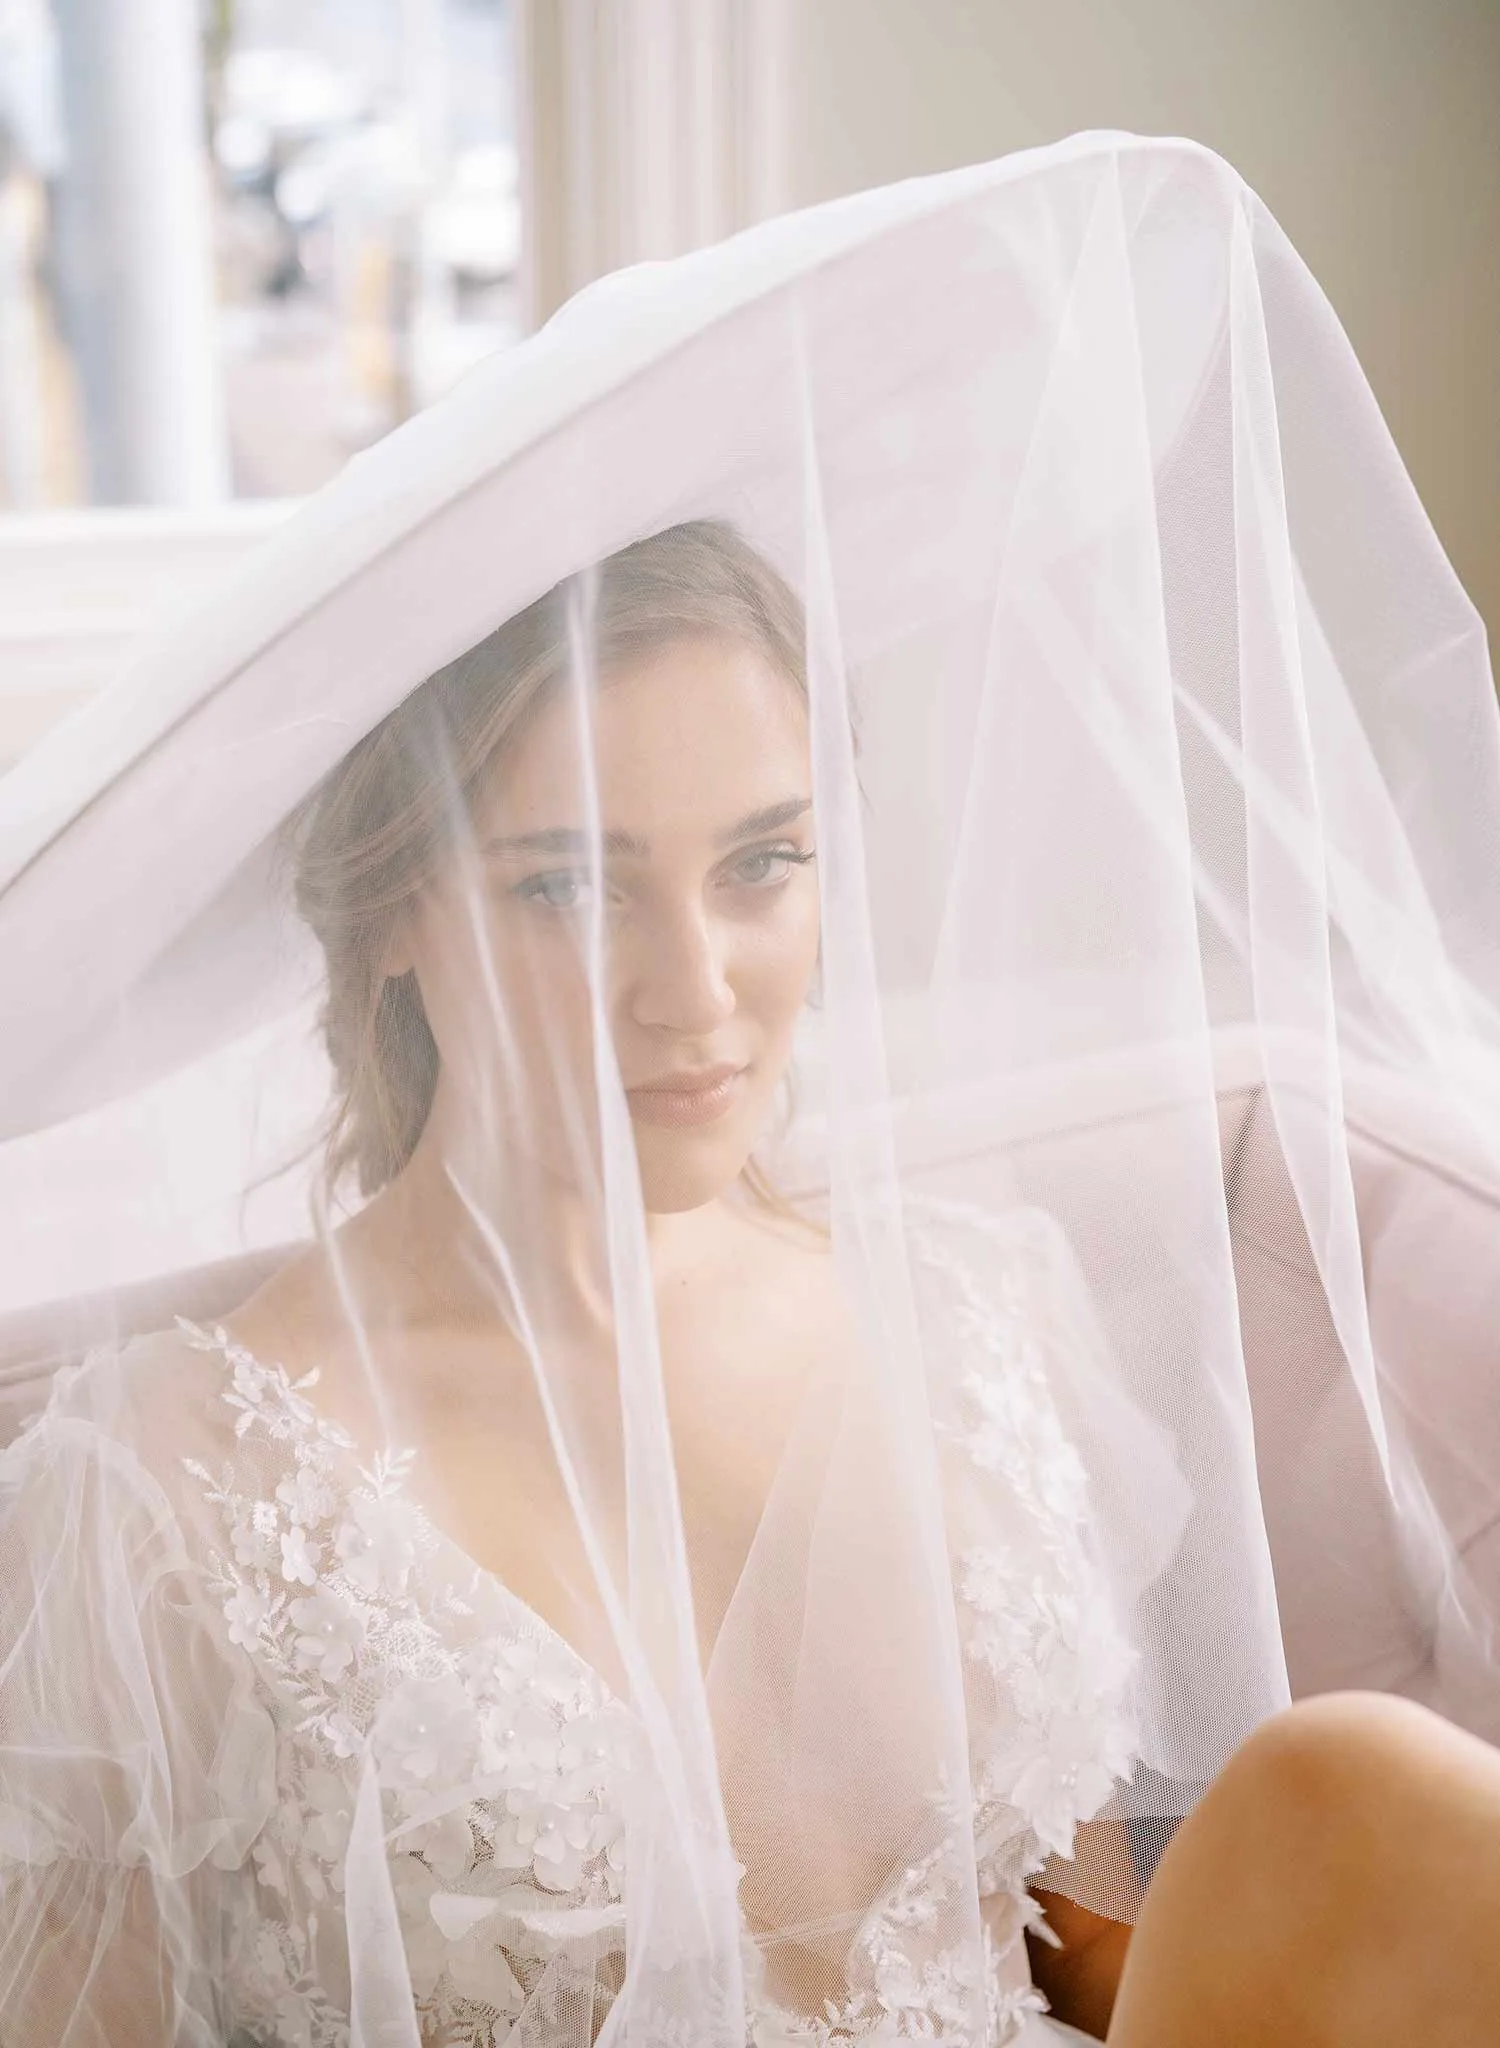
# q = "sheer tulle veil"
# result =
<box><xmin>0</xmin><ymin>131</ymin><xmax>1497</xmax><ymax>2045</ymax></box>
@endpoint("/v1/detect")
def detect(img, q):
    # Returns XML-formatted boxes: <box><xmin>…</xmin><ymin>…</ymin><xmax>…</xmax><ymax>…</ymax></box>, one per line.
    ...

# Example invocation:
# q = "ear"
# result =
<box><xmin>380</xmin><ymin>912</ymin><xmax>417</xmax><ymax>982</ymax></box>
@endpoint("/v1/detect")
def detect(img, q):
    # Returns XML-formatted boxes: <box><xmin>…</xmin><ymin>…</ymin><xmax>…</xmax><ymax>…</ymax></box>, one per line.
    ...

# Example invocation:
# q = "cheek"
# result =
<box><xmin>418</xmin><ymin>909</ymin><xmax>595</xmax><ymax>1082</ymax></box>
<box><xmin>737</xmin><ymin>891</ymin><xmax>821</xmax><ymax>1028</ymax></box>
<box><xmin>505</xmin><ymin>937</ymin><xmax>597</xmax><ymax>1083</ymax></box>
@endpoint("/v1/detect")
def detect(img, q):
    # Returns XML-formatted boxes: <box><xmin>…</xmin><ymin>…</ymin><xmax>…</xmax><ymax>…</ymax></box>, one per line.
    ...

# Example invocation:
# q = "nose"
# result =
<box><xmin>624</xmin><ymin>900</ymin><xmax>737</xmax><ymax>1036</ymax></box>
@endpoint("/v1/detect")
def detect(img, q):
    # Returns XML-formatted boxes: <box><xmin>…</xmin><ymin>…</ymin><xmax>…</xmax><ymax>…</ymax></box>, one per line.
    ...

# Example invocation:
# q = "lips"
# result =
<box><xmin>625</xmin><ymin>1064</ymin><xmax>746</xmax><ymax>1130</ymax></box>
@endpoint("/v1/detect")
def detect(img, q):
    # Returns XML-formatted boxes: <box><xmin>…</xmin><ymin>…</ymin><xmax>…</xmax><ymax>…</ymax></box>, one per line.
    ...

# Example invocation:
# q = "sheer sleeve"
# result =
<box><xmin>909</xmin><ymin>1197</ymin><xmax>1186</xmax><ymax>1928</ymax></box>
<box><xmin>0</xmin><ymin>1350</ymin><xmax>276</xmax><ymax>2046</ymax></box>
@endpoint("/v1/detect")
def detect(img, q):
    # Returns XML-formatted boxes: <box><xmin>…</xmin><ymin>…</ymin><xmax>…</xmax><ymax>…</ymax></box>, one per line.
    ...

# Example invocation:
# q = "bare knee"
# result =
<box><xmin>1177</xmin><ymin>1693</ymin><xmax>1500</xmax><ymax>1999</ymax></box>
<box><xmin>1114</xmin><ymin>1698</ymin><xmax>1500</xmax><ymax>2046</ymax></box>
<box><xmin>1240</xmin><ymin>1688</ymin><xmax>1463</xmax><ymax>1765</ymax></box>
<box><xmin>1222</xmin><ymin>1691</ymin><xmax>1500</xmax><ymax>1858</ymax></box>
<box><xmin>1152</xmin><ymin>1695</ymin><xmax>1418</xmax><ymax>1936</ymax></box>
<box><xmin>1143</xmin><ymin>1695</ymin><xmax>1494</xmax><ymax>1968</ymax></box>
<box><xmin>1226</xmin><ymin>1692</ymin><xmax>1438</xmax><ymax>1808</ymax></box>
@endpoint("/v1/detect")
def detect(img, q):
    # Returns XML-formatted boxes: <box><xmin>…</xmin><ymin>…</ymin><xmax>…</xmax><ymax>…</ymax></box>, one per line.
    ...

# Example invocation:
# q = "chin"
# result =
<box><xmin>633</xmin><ymin>1128</ymin><xmax>753</xmax><ymax>1214</ymax></box>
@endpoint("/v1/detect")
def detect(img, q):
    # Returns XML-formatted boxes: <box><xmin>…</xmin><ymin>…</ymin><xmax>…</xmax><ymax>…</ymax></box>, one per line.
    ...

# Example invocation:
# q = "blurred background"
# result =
<box><xmin>0</xmin><ymin>0</ymin><xmax>1496</xmax><ymax>769</ymax></box>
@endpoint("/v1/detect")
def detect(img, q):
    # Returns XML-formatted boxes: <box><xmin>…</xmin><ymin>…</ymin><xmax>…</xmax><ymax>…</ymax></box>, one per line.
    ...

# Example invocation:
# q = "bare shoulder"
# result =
<box><xmin>219</xmin><ymin>1237</ymin><xmax>345</xmax><ymax>1376</ymax></box>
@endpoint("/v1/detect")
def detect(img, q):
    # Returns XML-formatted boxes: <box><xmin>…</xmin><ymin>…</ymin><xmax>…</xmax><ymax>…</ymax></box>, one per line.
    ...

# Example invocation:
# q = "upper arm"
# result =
<box><xmin>0</xmin><ymin>1390</ymin><xmax>273</xmax><ymax>2044</ymax></box>
<box><xmin>0</xmin><ymin>1862</ymin><xmax>176</xmax><ymax>2047</ymax></box>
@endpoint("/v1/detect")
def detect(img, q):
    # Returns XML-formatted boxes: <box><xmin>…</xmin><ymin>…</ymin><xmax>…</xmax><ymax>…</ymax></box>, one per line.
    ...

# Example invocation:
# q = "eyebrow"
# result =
<box><xmin>484</xmin><ymin>797</ymin><xmax>812</xmax><ymax>861</ymax></box>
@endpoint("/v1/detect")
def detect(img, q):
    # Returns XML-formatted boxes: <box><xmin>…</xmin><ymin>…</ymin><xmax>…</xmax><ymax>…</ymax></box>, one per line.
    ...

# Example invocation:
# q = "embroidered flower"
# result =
<box><xmin>989</xmin><ymin>1717</ymin><xmax>1121</xmax><ymax>1860</ymax></box>
<box><xmin>373</xmin><ymin>1674</ymin><xmax>478</xmax><ymax>1788</ymax></box>
<box><xmin>1033</xmin><ymin>1431</ymin><xmax>1089</xmax><ymax>1522</ymax></box>
<box><xmin>475</xmin><ymin>1697</ymin><xmax>629</xmax><ymax>1879</ymax></box>
<box><xmin>230</xmin><ymin>1500</ymin><xmax>280</xmax><ymax>1570</ymax></box>
<box><xmin>870</xmin><ymin>1948</ymin><xmax>927</xmax><ymax>2023</ymax></box>
<box><xmin>238</xmin><ymin>1919</ymin><xmax>293</xmax><ymax>2007</ymax></box>
<box><xmin>201</xmin><ymin>1329</ymin><xmax>320</xmax><ymax>1442</ymax></box>
<box><xmin>288</xmin><ymin>1585</ymin><xmax>366</xmax><ymax>1681</ymax></box>
<box><xmin>276</xmin><ymin>1459</ymin><xmax>337</xmax><ymax>1528</ymax></box>
<box><xmin>228</xmin><ymin>1349</ymin><xmax>273</xmax><ymax>1409</ymax></box>
<box><xmin>259</xmin><ymin>1371</ymin><xmax>319</xmax><ymax>1442</ymax></box>
<box><xmin>400</xmin><ymin>1807</ymin><xmax>474</xmax><ymax>1882</ymax></box>
<box><xmin>269</xmin><ymin>1990</ymin><xmax>317</xmax><ymax>2048</ymax></box>
<box><xmin>392</xmin><ymin>1857</ymin><xmax>528</xmax><ymax>2015</ymax></box>
<box><xmin>956</xmin><ymin>1545</ymin><xmax>1023</xmax><ymax>1616</ymax></box>
<box><xmin>492</xmin><ymin>1784</ymin><xmax>602</xmax><ymax>1893</ymax></box>
<box><xmin>299</xmin><ymin>1768</ymin><xmax>355</xmax><ymax>1865</ymax></box>
<box><xmin>590</xmin><ymin>1803</ymin><xmax>626</xmax><ymax>1877</ymax></box>
<box><xmin>224</xmin><ymin>1580</ymin><xmax>272</xmax><ymax>1651</ymax></box>
<box><xmin>279</xmin><ymin>1525</ymin><xmax>322</xmax><ymax>1587</ymax></box>
<box><xmin>553</xmin><ymin>1706</ymin><xmax>634</xmax><ymax>1793</ymax></box>
<box><xmin>489</xmin><ymin>1629</ymin><xmax>591</xmax><ymax>1709</ymax></box>
<box><xmin>322</xmin><ymin>1712</ymin><xmax>364</xmax><ymax>1762</ymax></box>
<box><xmin>428</xmin><ymin>1893</ymin><xmax>527</xmax><ymax>2013</ymax></box>
<box><xmin>250</xmin><ymin>1831</ymin><xmax>289</xmax><ymax>1898</ymax></box>
<box><xmin>333</xmin><ymin>1491</ymin><xmax>420</xmax><ymax>1597</ymax></box>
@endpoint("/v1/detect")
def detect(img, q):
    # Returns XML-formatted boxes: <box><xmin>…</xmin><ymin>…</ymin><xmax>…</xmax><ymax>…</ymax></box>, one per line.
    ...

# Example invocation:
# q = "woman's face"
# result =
<box><xmin>402</xmin><ymin>634</ymin><xmax>820</xmax><ymax>1214</ymax></box>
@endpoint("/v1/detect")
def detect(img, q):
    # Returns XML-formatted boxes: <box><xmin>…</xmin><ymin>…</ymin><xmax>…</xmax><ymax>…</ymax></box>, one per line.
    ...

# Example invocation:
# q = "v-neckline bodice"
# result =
<box><xmin>194</xmin><ymin>1316</ymin><xmax>626</xmax><ymax>1698</ymax></box>
<box><xmin>157</xmin><ymin>1196</ymin><xmax>1142</xmax><ymax>2048</ymax></box>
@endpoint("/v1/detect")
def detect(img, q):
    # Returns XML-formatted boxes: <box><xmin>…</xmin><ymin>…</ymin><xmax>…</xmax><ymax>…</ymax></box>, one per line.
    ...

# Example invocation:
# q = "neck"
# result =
<box><xmin>351</xmin><ymin>1088</ymin><xmax>717</xmax><ymax>1341</ymax></box>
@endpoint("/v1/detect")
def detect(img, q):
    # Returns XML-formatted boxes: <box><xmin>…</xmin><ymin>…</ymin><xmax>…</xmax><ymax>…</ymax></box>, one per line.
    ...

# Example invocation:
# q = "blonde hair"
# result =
<box><xmin>288</xmin><ymin>520</ymin><xmax>807</xmax><ymax>1200</ymax></box>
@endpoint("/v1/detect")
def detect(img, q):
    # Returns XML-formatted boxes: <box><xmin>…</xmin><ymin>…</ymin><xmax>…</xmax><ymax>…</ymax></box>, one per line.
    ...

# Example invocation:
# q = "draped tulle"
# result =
<box><xmin>0</xmin><ymin>132</ymin><xmax>1496</xmax><ymax>2043</ymax></box>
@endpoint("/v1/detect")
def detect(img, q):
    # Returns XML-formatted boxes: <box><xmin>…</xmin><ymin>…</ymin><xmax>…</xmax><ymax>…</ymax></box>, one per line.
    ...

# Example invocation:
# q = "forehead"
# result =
<box><xmin>484</xmin><ymin>636</ymin><xmax>810</xmax><ymax>840</ymax></box>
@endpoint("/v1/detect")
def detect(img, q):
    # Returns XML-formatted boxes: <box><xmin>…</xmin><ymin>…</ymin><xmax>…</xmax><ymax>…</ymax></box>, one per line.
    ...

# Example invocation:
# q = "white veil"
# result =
<box><xmin>0</xmin><ymin>132</ymin><xmax>1497</xmax><ymax>2045</ymax></box>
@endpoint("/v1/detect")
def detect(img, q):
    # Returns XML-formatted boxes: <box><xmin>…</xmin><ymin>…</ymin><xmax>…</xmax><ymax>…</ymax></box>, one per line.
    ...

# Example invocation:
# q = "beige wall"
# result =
<box><xmin>782</xmin><ymin>0</ymin><xmax>1500</xmax><ymax>639</ymax></box>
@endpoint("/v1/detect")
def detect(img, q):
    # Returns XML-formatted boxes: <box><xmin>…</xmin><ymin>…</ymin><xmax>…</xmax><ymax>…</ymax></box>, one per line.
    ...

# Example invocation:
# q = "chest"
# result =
<box><xmin>190</xmin><ymin>1213</ymin><xmax>1133</xmax><ymax>2047</ymax></box>
<box><xmin>396</xmin><ymin>1271</ymin><xmax>845</xmax><ymax>1682</ymax></box>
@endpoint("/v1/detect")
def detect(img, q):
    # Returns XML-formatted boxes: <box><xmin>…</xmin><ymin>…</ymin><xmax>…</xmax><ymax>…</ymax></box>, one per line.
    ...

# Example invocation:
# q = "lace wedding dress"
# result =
<box><xmin>4</xmin><ymin>128</ymin><xmax>1498</xmax><ymax>2048</ymax></box>
<box><xmin>0</xmin><ymin>1201</ymin><xmax>1132</xmax><ymax>2046</ymax></box>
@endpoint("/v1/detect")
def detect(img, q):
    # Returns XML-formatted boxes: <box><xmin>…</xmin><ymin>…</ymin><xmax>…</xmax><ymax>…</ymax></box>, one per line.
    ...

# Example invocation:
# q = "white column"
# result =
<box><xmin>50</xmin><ymin>0</ymin><xmax>228</xmax><ymax>505</ymax></box>
<box><xmin>516</xmin><ymin>0</ymin><xmax>789</xmax><ymax>329</ymax></box>
<box><xmin>399</xmin><ymin>0</ymin><xmax>456</xmax><ymax>417</ymax></box>
<box><xmin>0</xmin><ymin>175</ymin><xmax>45</xmax><ymax>508</ymax></box>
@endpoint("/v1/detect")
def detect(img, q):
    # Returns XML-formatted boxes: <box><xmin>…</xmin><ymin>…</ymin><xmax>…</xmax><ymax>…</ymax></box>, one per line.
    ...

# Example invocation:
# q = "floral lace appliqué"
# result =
<box><xmin>180</xmin><ymin>1320</ymin><xmax>631</xmax><ymax>2048</ymax></box>
<box><xmin>748</xmin><ymin>1198</ymin><xmax>1137</xmax><ymax>2047</ymax></box>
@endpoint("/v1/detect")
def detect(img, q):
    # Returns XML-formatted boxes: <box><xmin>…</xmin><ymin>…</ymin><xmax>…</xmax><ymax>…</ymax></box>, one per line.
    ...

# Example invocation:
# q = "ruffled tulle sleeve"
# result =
<box><xmin>0</xmin><ymin>1347</ymin><xmax>276</xmax><ymax>2046</ymax></box>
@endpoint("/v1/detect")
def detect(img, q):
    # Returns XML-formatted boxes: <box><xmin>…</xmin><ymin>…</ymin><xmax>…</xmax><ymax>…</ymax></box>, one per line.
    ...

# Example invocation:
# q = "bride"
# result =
<box><xmin>2</xmin><ymin>135</ymin><xmax>1500</xmax><ymax>2046</ymax></box>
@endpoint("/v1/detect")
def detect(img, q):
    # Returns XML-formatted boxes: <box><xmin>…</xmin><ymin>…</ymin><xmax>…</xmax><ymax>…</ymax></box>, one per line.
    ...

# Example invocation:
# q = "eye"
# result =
<box><xmin>726</xmin><ymin>844</ymin><xmax>816</xmax><ymax>889</ymax></box>
<box><xmin>514</xmin><ymin>869</ymin><xmax>595</xmax><ymax>910</ymax></box>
